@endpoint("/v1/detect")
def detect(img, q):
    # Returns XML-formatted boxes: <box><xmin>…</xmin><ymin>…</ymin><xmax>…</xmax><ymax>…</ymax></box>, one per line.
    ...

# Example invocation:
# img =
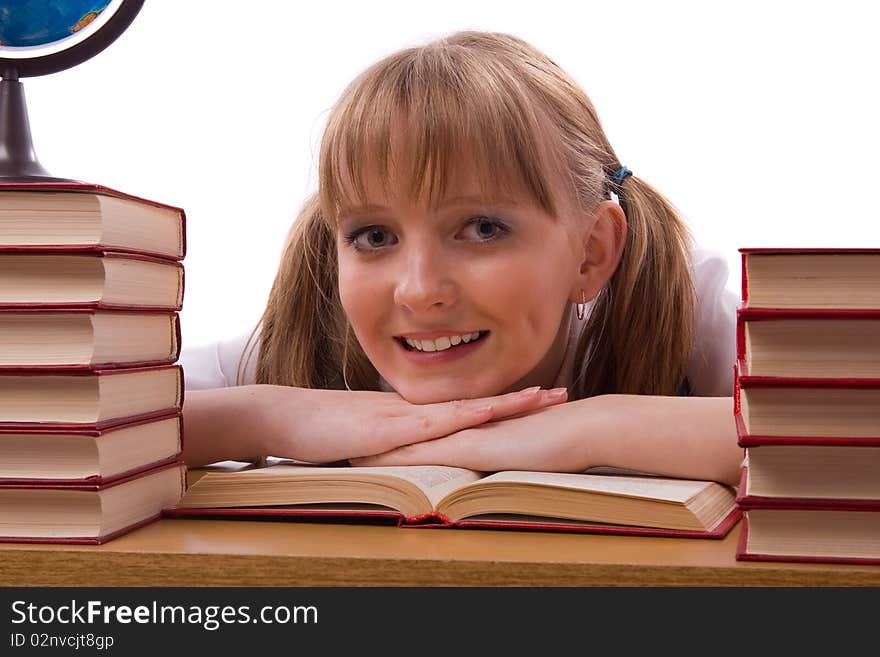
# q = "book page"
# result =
<box><xmin>476</xmin><ymin>471</ymin><xmax>712</xmax><ymax>503</ymax></box>
<box><xmin>359</xmin><ymin>466</ymin><xmax>484</xmax><ymax>508</ymax></box>
<box><xmin>185</xmin><ymin>460</ymin><xmax>482</xmax><ymax>515</ymax></box>
<box><xmin>275</xmin><ymin>465</ymin><xmax>482</xmax><ymax>509</ymax></box>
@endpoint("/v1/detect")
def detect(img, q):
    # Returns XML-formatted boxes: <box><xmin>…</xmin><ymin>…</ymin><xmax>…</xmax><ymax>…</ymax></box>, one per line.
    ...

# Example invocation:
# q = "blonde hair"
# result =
<box><xmin>248</xmin><ymin>31</ymin><xmax>695</xmax><ymax>397</ymax></box>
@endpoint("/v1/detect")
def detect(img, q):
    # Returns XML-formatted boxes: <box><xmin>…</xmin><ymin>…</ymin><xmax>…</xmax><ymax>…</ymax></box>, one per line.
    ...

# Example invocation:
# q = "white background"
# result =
<box><xmin>19</xmin><ymin>0</ymin><xmax>880</xmax><ymax>348</ymax></box>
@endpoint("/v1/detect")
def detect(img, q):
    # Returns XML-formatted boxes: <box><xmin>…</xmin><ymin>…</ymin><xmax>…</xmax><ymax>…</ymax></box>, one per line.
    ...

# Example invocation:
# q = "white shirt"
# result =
<box><xmin>180</xmin><ymin>247</ymin><xmax>739</xmax><ymax>397</ymax></box>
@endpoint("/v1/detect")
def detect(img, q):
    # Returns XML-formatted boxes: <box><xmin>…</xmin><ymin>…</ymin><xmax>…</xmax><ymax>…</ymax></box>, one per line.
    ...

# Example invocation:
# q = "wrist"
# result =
<box><xmin>248</xmin><ymin>384</ymin><xmax>313</xmax><ymax>462</ymax></box>
<box><xmin>240</xmin><ymin>384</ymin><xmax>275</xmax><ymax>461</ymax></box>
<box><xmin>572</xmin><ymin>394</ymin><xmax>618</xmax><ymax>471</ymax></box>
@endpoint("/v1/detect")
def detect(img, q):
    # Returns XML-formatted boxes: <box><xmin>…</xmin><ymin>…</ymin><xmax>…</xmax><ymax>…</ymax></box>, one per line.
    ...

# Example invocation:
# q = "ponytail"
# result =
<box><xmin>572</xmin><ymin>174</ymin><xmax>695</xmax><ymax>398</ymax></box>
<box><xmin>242</xmin><ymin>194</ymin><xmax>379</xmax><ymax>390</ymax></box>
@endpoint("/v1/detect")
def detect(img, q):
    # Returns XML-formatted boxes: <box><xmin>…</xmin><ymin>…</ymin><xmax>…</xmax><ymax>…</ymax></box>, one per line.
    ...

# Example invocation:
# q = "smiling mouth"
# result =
<box><xmin>397</xmin><ymin>331</ymin><xmax>490</xmax><ymax>353</ymax></box>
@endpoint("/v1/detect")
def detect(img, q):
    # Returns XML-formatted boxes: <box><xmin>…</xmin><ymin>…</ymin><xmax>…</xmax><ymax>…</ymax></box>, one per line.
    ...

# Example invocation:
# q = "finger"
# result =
<box><xmin>350</xmin><ymin>437</ymin><xmax>462</xmax><ymax>468</ymax></box>
<box><xmin>353</xmin><ymin>425</ymin><xmax>501</xmax><ymax>469</ymax></box>
<box><xmin>377</xmin><ymin>402</ymin><xmax>494</xmax><ymax>451</ymax></box>
<box><xmin>485</xmin><ymin>387</ymin><xmax>568</xmax><ymax>421</ymax></box>
<box><xmin>371</xmin><ymin>387</ymin><xmax>567</xmax><ymax>453</ymax></box>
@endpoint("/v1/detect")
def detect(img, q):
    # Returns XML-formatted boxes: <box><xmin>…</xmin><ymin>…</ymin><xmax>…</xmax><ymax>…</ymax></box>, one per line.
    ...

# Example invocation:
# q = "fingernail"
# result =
<box><xmin>519</xmin><ymin>386</ymin><xmax>542</xmax><ymax>396</ymax></box>
<box><xmin>472</xmin><ymin>404</ymin><xmax>494</xmax><ymax>414</ymax></box>
<box><xmin>544</xmin><ymin>387</ymin><xmax>568</xmax><ymax>399</ymax></box>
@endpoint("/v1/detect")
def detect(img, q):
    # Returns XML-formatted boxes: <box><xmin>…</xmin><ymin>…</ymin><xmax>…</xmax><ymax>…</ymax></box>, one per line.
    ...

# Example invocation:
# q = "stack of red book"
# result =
<box><xmin>0</xmin><ymin>181</ymin><xmax>187</xmax><ymax>544</ymax></box>
<box><xmin>734</xmin><ymin>248</ymin><xmax>880</xmax><ymax>564</ymax></box>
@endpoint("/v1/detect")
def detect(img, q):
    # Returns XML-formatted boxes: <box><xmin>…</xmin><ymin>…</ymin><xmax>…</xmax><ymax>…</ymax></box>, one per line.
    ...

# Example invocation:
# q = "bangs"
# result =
<box><xmin>319</xmin><ymin>43</ymin><xmax>564</xmax><ymax>222</ymax></box>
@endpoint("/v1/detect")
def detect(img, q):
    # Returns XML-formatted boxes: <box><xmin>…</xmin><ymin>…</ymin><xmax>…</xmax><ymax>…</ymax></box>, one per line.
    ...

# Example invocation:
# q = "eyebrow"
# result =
<box><xmin>340</xmin><ymin>194</ymin><xmax>518</xmax><ymax>216</ymax></box>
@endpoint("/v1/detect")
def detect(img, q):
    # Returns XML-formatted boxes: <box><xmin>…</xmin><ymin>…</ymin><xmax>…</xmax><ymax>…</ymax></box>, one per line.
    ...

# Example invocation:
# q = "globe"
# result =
<box><xmin>0</xmin><ymin>0</ymin><xmax>143</xmax><ymax>180</ymax></box>
<box><xmin>0</xmin><ymin>1</ymin><xmax>112</xmax><ymax>48</ymax></box>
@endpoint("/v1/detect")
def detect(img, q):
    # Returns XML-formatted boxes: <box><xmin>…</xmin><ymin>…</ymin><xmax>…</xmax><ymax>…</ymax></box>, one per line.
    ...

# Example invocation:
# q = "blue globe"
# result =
<box><xmin>0</xmin><ymin>1</ymin><xmax>112</xmax><ymax>48</ymax></box>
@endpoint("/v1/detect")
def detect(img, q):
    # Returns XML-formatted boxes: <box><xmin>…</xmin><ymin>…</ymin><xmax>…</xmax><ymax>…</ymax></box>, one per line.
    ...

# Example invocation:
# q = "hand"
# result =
<box><xmin>258</xmin><ymin>384</ymin><xmax>569</xmax><ymax>464</ymax></box>
<box><xmin>350</xmin><ymin>397</ymin><xmax>594</xmax><ymax>473</ymax></box>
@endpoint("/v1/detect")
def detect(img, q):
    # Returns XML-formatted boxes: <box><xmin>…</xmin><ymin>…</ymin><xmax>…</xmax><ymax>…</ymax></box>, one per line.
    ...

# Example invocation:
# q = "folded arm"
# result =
<box><xmin>352</xmin><ymin>394</ymin><xmax>744</xmax><ymax>486</ymax></box>
<box><xmin>181</xmin><ymin>384</ymin><xmax>568</xmax><ymax>468</ymax></box>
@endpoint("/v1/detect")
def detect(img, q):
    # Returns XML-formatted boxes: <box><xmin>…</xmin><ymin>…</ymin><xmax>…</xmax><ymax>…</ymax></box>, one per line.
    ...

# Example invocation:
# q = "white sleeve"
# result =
<box><xmin>685</xmin><ymin>247</ymin><xmax>739</xmax><ymax>397</ymax></box>
<box><xmin>179</xmin><ymin>331</ymin><xmax>259</xmax><ymax>391</ymax></box>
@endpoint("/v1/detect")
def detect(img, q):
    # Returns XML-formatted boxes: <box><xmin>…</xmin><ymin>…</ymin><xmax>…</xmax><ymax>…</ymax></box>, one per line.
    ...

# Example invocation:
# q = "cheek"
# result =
<box><xmin>483</xmin><ymin>254</ymin><xmax>573</xmax><ymax>335</ymax></box>
<box><xmin>337</xmin><ymin>257</ymin><xmax>377</xmax><ymax>332</ymax></box>
<box><xmin>337</xmin><ymin>255</ymin><xmax>397</xmax><ymax>360</ymax></box>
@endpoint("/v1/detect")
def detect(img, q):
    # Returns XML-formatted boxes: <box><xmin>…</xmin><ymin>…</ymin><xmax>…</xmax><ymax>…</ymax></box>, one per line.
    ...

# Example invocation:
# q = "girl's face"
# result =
<box><xmin>335</xmin><ymin>170</ymin><xmax>586</xmax><ymax>404</ymax></box>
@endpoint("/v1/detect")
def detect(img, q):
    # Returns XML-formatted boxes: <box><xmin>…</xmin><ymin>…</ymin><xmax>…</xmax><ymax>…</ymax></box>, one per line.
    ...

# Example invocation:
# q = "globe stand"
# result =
<box><xmin>0</xmin><ymin>0</ymin><xmax>145</xmax><ymax>183</ymax></box>
<box><xmin>0</xmin><ymin>69</ymin><xmax>75</xmax><ymax>182</ymax></box>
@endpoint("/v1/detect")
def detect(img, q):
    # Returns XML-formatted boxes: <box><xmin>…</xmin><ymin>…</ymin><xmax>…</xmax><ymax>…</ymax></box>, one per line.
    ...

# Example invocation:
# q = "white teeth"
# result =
<box><xmin>404</xmin><ymin>332</ymin><xmax>484</xmax><ymax>352</ymax></box>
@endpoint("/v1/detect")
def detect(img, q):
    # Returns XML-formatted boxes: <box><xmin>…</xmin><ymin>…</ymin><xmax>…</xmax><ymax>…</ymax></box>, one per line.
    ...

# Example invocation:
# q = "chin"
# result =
<box><xmin>392</xmin><ymin>380</ymin><xmax>497</xmax><ymax>405</ymax></box>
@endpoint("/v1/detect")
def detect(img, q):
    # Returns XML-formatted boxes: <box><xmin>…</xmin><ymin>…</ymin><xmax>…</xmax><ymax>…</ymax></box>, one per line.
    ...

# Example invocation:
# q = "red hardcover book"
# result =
<box><xmin>0</xmin><ymin>307</ymin><xmax>181</xmax><ymax>369</ymax></box>
<box><xmin>0</xmin><ymin>248</ymin><xmax>184</xmax><ymax>311</ymax></box>
<box><xmin>0</xmin><ymin>460</ymin><xmax>187</xmax><ymax>545</ymax></box>
<box><xmin>736</xmin><ymin>463</ymin><xmax>880</xmax><ymax>510</ymax></box>
<box><xmin>736</xmin><ymin>307</ymin><xmax>880</xmax><ymax>380</ymax></box>
<box><xmin>740</xmin><ymin>247</ymin><xmax>880</xmax><ymax>310</ymax></box>
<box><xmin>736</xmin><ymin>466</ymin><xmax>880</xmax><ymax>564</ymax></box>
<box><xmin>0</xmin><ymin>364</ymin><xmax>183</xmax><ymax>427</ymax></box>
<box><xmin>0</xmin><ymin>411</ymin><xmax>183</xmax><ymax>485</ymax></box>
<box><xmin>0</xmin><ymin>181</ymin><xmax>186</xmax><ymax>260</ymax></box>
<box><xmin>163</xmin><ymin>462</ymin><xmax>741</xmax><ymax>539</ymax></box>
<box><xmin>734</xmin><ymin>361</ymin><xmax>880</xmax><ymax>447</ymax></box>
<box><xmin>737</xmin><ymin>513</ymin><xmax>880</xmax><ymax>566</ymax></box>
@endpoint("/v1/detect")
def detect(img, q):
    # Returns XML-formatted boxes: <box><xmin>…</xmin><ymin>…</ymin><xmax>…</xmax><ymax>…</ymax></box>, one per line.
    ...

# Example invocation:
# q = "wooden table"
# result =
<box><xmin>1</xmin><ymin>517</ymin><xmax>878</xmax><ymax>586</ymax></box>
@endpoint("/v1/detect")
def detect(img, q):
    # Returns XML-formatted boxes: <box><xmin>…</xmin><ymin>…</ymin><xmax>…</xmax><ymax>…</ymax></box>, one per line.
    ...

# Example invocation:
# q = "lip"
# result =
<box><xmin>395</xmin><ymin>331</ymin><xmax>489</xmax><ymax>364</ymax></box>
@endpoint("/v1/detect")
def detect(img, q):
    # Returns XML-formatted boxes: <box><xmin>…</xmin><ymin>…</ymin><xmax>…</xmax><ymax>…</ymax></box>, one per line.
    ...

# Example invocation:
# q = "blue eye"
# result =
<box><xmin>344</xmin><ymin>226</ymin><xmax>397</xmax><ymax>251</ymax></box>
<box><xmin>460</xmin><ymin>217</ymin><xmax>508</xmax><ymax>242</ymax></box>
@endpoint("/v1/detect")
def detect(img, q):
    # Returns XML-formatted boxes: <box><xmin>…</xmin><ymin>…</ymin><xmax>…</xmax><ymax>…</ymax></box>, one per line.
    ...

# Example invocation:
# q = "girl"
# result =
<box><xmin>181</xmin><ymin>31</ymin><xmax>743</xmax><ymax>485</ymax></box>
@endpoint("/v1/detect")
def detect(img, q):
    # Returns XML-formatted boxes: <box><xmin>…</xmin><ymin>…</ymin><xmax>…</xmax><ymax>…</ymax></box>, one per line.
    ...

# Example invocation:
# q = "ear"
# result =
<box><xmin>571</xmin><ymin>200</ymin><xmax>627</xmax><ymax>303</ymax></box>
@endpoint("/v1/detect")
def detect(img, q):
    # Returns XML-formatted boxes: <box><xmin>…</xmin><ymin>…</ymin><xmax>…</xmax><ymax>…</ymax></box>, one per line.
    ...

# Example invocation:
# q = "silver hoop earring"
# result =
<box><xmin>576</xmin><ymin>290</ymin><xmax>587</xmax><ymax>321</ymax></box>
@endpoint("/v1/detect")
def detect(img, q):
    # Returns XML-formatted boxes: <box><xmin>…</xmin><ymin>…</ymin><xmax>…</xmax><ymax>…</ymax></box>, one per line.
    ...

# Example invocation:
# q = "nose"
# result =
<box><xmin>393</xmin><ymin>242</ymin><xmax>457</xmax><ymax>313</ymax></box>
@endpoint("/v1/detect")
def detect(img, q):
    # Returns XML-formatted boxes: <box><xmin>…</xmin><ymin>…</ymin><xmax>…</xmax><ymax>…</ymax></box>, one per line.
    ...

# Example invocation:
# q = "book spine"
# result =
<box><xmin>735</xmin><ymin>311</ymin><xmax>747</xmax><ymax>368</ymax></box>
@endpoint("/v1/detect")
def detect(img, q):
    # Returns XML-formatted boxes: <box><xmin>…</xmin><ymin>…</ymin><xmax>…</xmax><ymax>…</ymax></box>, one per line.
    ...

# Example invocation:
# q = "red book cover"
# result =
<box><xmin>735</xmin><ymin>465</ymin><xmax>880</xmax><ymax>510</ymax></box>
<box><xmin>0</xmin><ymin>460</ymin><xmax>187</xmax><ymax>545</ymax></box>
<box><xmin>0</xmin><ymin>307</ymin><xmax>181</xmax><ymax>370</ymax></box>
<box><xmin>0</xmin><ymin>249</ymin><xmax>184</xmax><ymax>311</ymax></box>
<box><xmin>0</xmin><ymin>411</ymin><xmax>183</xmax><ymax>485</ymax></box>
<box><xmin>734</xmin><ymin>361</ymin><xmax>880</xmax><ymax>447</ymax></box>
<box><xmin>736</xmin><ymin>512</ymin><xmax>880</xmax><ymax>566</ymax></box>
<box><xmin>736</xmin><ymin>307</ymin><xmax>880</xmax><ymax>380</ymax></box>
<box><xmin>163</xmin><ymin>506</ymin><xmax>405</xmax><ymax>527</ymax></box>
<box><xmin>0</xmin><ymin>180</ymin><xmax>186</xmax><ymax>260</ymax></box>
<box><xmin>0</xmin><ymin>364</ymin><xmax>184</xmax><ymax>428</ymax></box>
<box><xmin>739</xmin><ymin>247</ymin><xmax>880</xmax><ymax>308</ymax></box>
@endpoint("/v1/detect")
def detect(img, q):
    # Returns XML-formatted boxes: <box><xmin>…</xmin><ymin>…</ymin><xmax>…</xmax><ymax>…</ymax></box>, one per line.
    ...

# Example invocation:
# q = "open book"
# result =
<box><xmin>167</xmin><ymin>461</ymin><xmax>741</xmax><ymax>538</ymax></box>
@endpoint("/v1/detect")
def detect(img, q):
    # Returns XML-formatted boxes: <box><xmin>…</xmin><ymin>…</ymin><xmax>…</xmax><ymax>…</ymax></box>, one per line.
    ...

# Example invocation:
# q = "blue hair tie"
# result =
<box><xmin>611</xmin><ymin>166</ymin><xmax>632</xmax><ymax>188</ymax></box>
